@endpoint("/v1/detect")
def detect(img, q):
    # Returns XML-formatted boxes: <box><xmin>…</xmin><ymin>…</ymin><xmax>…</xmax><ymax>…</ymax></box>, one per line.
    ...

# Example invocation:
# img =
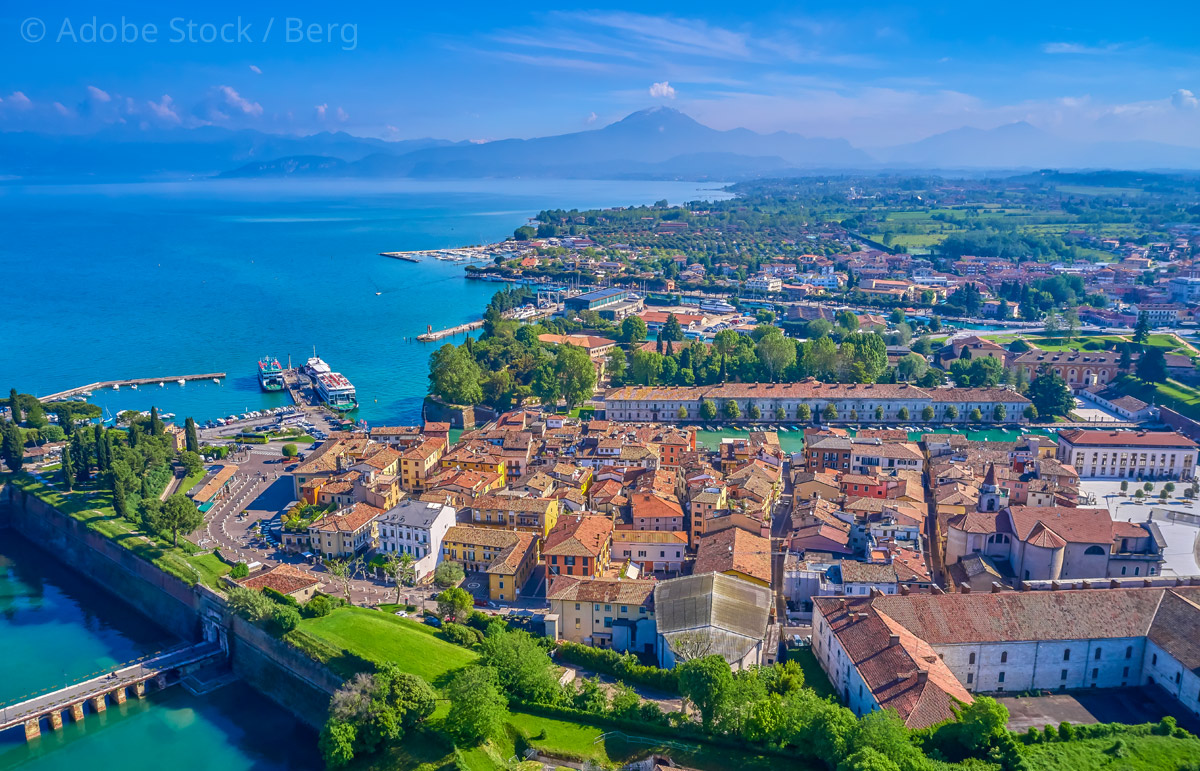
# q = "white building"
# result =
<box><xmin>745</xmin><ymin>275</ymin><xmax>783</xmax><ymax>293</ymax></box>
<box><xmin>1056</xmin><ymin>429</ymin><xmax>1198</xmax><ymax>480</ymax></box>
<box><xmin>813</xmin><ymin>586</ymin><xmax>1200</xmax><ymax>728</ymax></box>
<box><xmin>377</xmin><ymin>499</ymin><xmax>457</xmax><ymax>580</ymax></box>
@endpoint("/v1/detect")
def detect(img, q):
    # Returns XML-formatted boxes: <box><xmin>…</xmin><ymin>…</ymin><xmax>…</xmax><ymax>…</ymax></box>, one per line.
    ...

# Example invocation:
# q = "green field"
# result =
<box><xmin>295</xmin><ymin>607</ymin><xmax>477</xmax><ymax>686</ymax></box>
<box><xmin>787</xmin><ymin>647</ymin><xmax>835</xmax><ymax>699</ymax></box>
<box><xmin>1116</xmin><ymin>377</ymin><xmax>1200</xmax><ymax>421</ymax></box>
<box><xmin>187</xmin><ymin>552</ymin><xmax>231</xmax><ymax>588</ymax></box>
<box><xmin>1022</xmin><ymin>733</ymin><xmax>1200</xmax><ymax>770</ymax></box>
<box><xmin>1055</xmin><ymin>184</ymin><xmax>1146</xmax><ymax>197</ymax></box>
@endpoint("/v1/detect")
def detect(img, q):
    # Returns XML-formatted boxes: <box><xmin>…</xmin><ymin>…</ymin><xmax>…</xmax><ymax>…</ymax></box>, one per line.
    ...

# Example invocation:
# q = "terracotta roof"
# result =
<box><xmin>1148</xmin><ymin>591</ymin><xmax>1200</xmax><ymax>673</ymax></box>
<box><xmin>239</xmin><ymin>564</ymin><xmax>321</xmax><ymax>595</ymax></box>
<box><xmin>547</xmin><ymin>576</ymin><xmax>655</xmax><ymax>606</ymax></box>
<box><xmin>1057</xmin><ymin>430</ymin><xmax>1198</xmax><ymax>449</ymax></box>
<box><xmin>694</xmin><ymin>528</ymin><xmax>772</xmax><ymax>584</ymax></box>
<box><xmin>630</xmin><ymin>492</ymin><xmax>685</xmax><ymax>520</ymax></box>
<box><xmin>310</xmin><ymin>502</ymin><xmax>384</xmax><ymax>533</ymax></box>
<box><xmin>444</xmin><ymin>525</ymin><xmax>521</xmax><ymax>549</ymax></box>
<box><xmin>544</xmin><ymin>515</ymin><xmax>614</xmax><ymax>558</ymax></box>
<box><xmin>472</xmin><ymin>494</ymin><xmax>556</xmax><ymax>514</ymax></box>
<box><xmin>1006</xmin><ymin>506</ymin><xmax>1113</xmax><ymax>545</ymax></box>
<box><xmin>839</xmin><ymin>561</ymin><xmax>898</xmax><ymax>584</ymax></box>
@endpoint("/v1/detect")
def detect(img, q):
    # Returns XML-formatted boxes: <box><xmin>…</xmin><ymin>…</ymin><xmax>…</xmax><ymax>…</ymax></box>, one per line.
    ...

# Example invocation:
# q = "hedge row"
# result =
<box><xmin>554</xmin><ymin>641</ymin><xmax>678</xmax><ymax>693</ymax></box>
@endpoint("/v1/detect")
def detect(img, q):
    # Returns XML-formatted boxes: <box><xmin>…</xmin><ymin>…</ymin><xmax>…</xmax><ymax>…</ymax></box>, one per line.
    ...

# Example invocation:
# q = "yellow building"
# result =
<box><xmin>441</xmin><ymin>525</ymin><xmax>538</xmax><ymax>602</ymax></box>
<box><xmin>307</xmin><ymin>502</ymin><xmax>384</xmax><ymax>560</ymax></box>
<box><xmin>441</xmin><ymin>445</ymin><xmax>508</xmax><ymax>487</ymax></box>
<box><xmin>469</xmin><ymin>495</ymin><xmax>560</xmax><ymax>537</ymax></box>
<box><xmin>400</xmin><ymin>439</ymin><xmax>445</xmax><ymax>493</ymax></box>
<box><xmin>546</xmin><ymin>576</ymin><xmax>657</xmax><ymax>648</ymax></box>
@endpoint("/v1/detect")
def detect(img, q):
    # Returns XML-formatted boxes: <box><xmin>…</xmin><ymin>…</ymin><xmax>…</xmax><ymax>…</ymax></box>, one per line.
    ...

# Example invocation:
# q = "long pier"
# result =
<box><xmin>417</xmin><ymin>320</ymin><xmax>485</xmax><ymax>342</ymax></box>
<box><xmin>380</xmin><ymin>251</ymin><xmax>422</xmax><ymax>262</ymax></box>
<box><xmin>39</xmin><ymin>373</ymin><xmax>226</xmax><ymax>403</ymax></box>
<box><xmin>0</xmin><ymin>641</ymin><xmax>223</xmax><ymax>741</ymax></box>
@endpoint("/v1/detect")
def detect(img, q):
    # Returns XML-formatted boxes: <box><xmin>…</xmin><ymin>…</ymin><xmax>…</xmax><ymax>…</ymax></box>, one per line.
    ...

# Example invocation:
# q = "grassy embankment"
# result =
<box><xmin>2</xmin><ymin>471</ymin><xmax>229</xmax><ymax>588</ymax></box>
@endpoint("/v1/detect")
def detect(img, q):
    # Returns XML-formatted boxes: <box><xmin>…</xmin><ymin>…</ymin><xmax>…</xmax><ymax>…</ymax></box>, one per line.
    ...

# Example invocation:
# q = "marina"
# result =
<box><xmin>416</xmin><ymin>319</ymin><xmax>485</xmax><ymax>342</ymax></box>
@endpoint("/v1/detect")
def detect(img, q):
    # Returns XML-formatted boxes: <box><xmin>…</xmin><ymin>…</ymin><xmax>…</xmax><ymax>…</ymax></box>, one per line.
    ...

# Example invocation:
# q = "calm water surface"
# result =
<box><xmin>0</xmin><ymin>534</ymin><xmax>318</xmax><ymax>770</ymax></box>
<box><xmin>0</xmin><ymin>178</ymin><xmax>729</xmax><ymax>426</ymax></box>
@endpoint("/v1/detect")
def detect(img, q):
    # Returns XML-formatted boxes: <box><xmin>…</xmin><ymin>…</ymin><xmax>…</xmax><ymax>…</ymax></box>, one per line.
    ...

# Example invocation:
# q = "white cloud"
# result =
<box><xmin>586</xmin><ymin>111</ymin><xmax>598</xmax><ymax>123</ymax></box>
<box><xmin>1172</xmin><ymin>89</ymin><xmax>1199</xmax><ymax>110</ymax></box>
<box><xmin>217</xmin><ymin>85</ymin><xmax>262</xmax><ymax>116</ymax></box>
<box><xmin>148</xmin><ymin>95</ymin><xmax>181</xmax><ymax>123</ymax></box>
<box><xmin>1043</xmin><ymin>42</ymin><xmax>1121</xmax><ymax>55</ymax></box>
<box><xmin>249</xmin><ymin>65</ymin><xmax>262</xmax><ymax>74</ymax></box>
<box><xmin>7</xmin><ymin>91</ymin><xmax>32</xmax><ymax>109</ymax></box>
<box><xmin>315</xmin><ymin>103</ymin><xmax>328</xmax><ymax>119</ymax></box>
<box><xmin>649</xmin><ymin>81</ymin><xmax>676</xmax><ymax>99</ymax></box>
<box><xmin>86</xmin><ymin>85</ymin><xmax>111</xmax><ymax>102</ymax></box>
<box><xmin>335</xmin><ymin>106</ymin><xmax>349</xmax><ymax>122</ymax></box>
<box><xmin>53</xmin><ymin>102</ymin><xmax>71</xmax><ymax>117</ymax></box>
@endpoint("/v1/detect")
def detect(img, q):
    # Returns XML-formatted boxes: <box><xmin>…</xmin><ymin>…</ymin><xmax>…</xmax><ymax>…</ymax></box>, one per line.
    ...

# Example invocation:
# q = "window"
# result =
<box><xmin>969</xmin><ymin>652</ymin><xmax>976</xmax><ymax>665</ymax></box>
<box><xmin>1061</xmin><ymin>669</ymin><xmax>1068</xmax><ymax>680</ymax></box>
<box><xmin>1153</xmin><ymin>654</ymin><xmax>1158</xmax><ymax>665</ymax></box>
<box><xmin>966</xmin><ymin>673</ymin><xmax>973</xmax><ymax>684</ymax></box>
<box><xmin>1092</xmin><ymin>668</ymin><xmax>1099</xmax><ymax>679</ymax></box>
<box><xmin>1094</xmin><ymin>648</ymin><xmax>1102</xmax><ymax>660</ymax></box>
<box><xmin>998</xmin><ymin>672</ymin><xmax>1005</xmax><ymax>683</ymax></box>
<box><xmin>575</xmin><ymin>603</ymin><xmax>580</xmax><ymax>610</ymax></box>
<box><xmin>1063</xmin><ymin>649</ymin><xmax>1071</xmax><ymax>661</ymax></box>
<box><xmin>1125</xmin><ymin>646</ymin><xmax>1133</xmax><ymax>659</ymax></box>
<box><xmin>1123</xmin><ymin>667</ymin><xmax>1130</xmax><ymax>678</ymax></box>
<box><xmin>1001</xmin><ymin>651</ymin><xmax>1008</xmax><ymax>663</ymax></box>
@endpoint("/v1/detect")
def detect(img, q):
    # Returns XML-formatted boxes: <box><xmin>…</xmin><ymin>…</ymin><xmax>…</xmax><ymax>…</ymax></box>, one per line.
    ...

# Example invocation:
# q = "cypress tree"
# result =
<box><xmin>72</xmin><ymin>433</ymin><xmax>90</xmax><ymax>483</ymax></box>
<box><xmin>93</xmin><ymin>424</ymin><xmax>109</xmax><ymax>472</ymax></box>
<box><xmin>1</xmin><ymin>420</ymin><xmax>24</xmax><ymax>473</ymax></box>
<box><xmin>113</xmin><ymin>481</ymin><xmax>128</xmax><ymax>519</ymax></box>
<box><xmin>8</xmin><ymin>388</ymin><xmax>21</xmax><ymax>424</ymax></box>
<box><xmin>128</xmin><ymin>423</ymin><xmax>139</xmax><ymax>448</ymax></box>
<box><xmin>184</xmin><ymin>417</ymin><xmax>199</xmax><ymax>453</ymax></box>
<box><xmin>150</xmin><ymin>406</ymin><xmax>164</xmax><ymax>437</ymax></box>
<box><xmin>60</xmin><ymin>446</ymin><xmax>74</xmax><ymax>491</ymax></box>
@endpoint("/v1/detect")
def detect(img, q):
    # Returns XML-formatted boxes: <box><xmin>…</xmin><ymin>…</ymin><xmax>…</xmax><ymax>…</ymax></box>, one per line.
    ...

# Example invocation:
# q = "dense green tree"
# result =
<box><xmin>436</xmin><ymin>587</ymin><xmax>473</xmax><ymax>622</ymax></box>
<box><xmin>479</xmin><ymin>628</ymin><xmax>560</xmax><ymax>704</ymax></box>
<box><xmin>699</xmin><ymin>399</ymin><xmax>718</xmax><ymax>422</ymax></box>
<box><xmin>898</xmin><ymin>407</ymin><xmax>910</xmax><ymax>421</ymax></box>
<box><xmin>839</xmin><ymin>333</ymin><xmax>888</xmax><ymax>383</ymax></box>
<box><xmin>944</xmin><ymin>405</ymin><xmax>959</xmax><ymax>420</ymax></box>
<box><xmin>757</xmin><ymin>330</ymin><xmax>796</xmax><ymax>381</ymax></box>
<box><xmin>678</xmin><ymin>655</ymin><xmax>733</xmax><ymax>732</ymax></box>
<box><xmin>149</xmin><ymin>406</ymin><xmax>164</xmax><ymax>436</ymax></box>
<box><xmin>60</xmin><ymin>445</ymin><xmax>74</xmax><ymax>491</ymax></box>
<box><xmin>849</xmin><ymin>709</ymin><xmax>926</xmax><ymax>771</ymax></box>
<box><xmin>897</xmin><ymin>353</ymin><xmax>928</xmax><ymax>382</ymax></box>
<box><xmin>748</xmin><ymin>404</ymin><xmax>762</xmax><ymax>420</ymax></box>
<box><xmin>620</xmin><ymin>315</ymin><xmax>648</xmax><ymax>344</ymax></box>
<box><xmin>428</xmin><ymin>343</ymin><xmax>484</xmax><ymax>405</ymax></box>
<box><xmin>993</xmin><ymin>404</ymin><xmax>1007</xmax><ymax>422</ymax></box>
<box><xmin>922</xmin><ymin>406</ymin><xmax>935</xmax><ymax>421</ymax></box>
<box><xmin>0</xmin><ymin>420</ymin><xmax>23</xmax><ymax>473</ymax></box>
<box><xmin>8</xmin><ymin>388</ymin><xmax>21</xmax><ymax>424</ymax></box>
<box><xmin>1134</xmin><ymin>312</ymin><xmax>1151</xmax><ymax>343</ymax></box>
<box><xmin>319</xmin><ymin>720</ymin><xmax>357</xmax><ymax>769</ymax></box>
<box><xmin>1026</xmin><ymin>366</ymin><xmax>1074</xmax><ymax>417</ymax></box>
<box><xmin>802</xmin><ymin>336</ymin><xmax>840</xmax><ymax>381</ymax></box>
<box><xmin>554</xmin><ymin>344</ymin><xmax>597</xmax><ymax>409</ymax></box>
<box><xmin>184</xmin><ymin>417</ymin><xmax>199</xmax><ymax>453</ymax></box>
<box><xmin>434</xmin><ymin>561</ymin><xmax>465</xmax><ymax>588</ymax></box>
<box><xmin>836</xmin><ymin>310</ymin><xmax>860</xmax><ymax>333</ymax></box>
<box><xmin>822</xmin><ymin>403</ymin><xmax>838</xmax><ymax>421</ymax></box>
<box><xmin>148</xmin><ymin>493</ymin><xmax>203</xmax><ymax>547</ymax></box>
<box><xmin>969</xmin><ymin>408</ymin><xmax>983</xmax><ymax>421</ymax></box>
<box><xmin>1118</xmin><ymin>345</ymin><xmax>1133</xmax><ymax>371</ymax></box>
<box><xmin>723</xmin><ymin>399</ymin><xmax>741</xmax><ymax>420</ymax></box>
<box><xmin>631</xmin><ymin>349</ymin><xmax>664</xmax><ymax>386</ymax></box>
<box><xmin>445</xmin><ymin>666</ymin><xmax>508</xmax><ymax>746</ymax></box>
<box><xmin>661</xmin><ymin>313</ymin><xmax>684</xmax><ymax>343</ymax></box>
<box><xmin>71</xmin><ymin>432</ymin><xmax>90</xmax><ymax>482</ymax></box>
<box><xmin>1135</xmin><ymin>347</ymin><xmax>1167</xmax><ymax>383</ymax></box>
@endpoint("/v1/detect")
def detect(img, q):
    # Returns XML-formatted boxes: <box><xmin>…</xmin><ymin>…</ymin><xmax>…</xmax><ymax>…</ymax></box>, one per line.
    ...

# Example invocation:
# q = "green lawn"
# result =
<box><xmin>296</xmin><ymin>607</ymin><xmax>477</xmax><ymax>687</ymax></box>
<box><xmin>177</xmin><ymin>467</ymin><xmax>207</xmax><ymax>496</ymax></box>
<box><xmin>1115</xmin><ymin>377</ymin><xmax>1200</xmax><ymax>421</ymax></box>
<box><xmin>187</xmin><ymin>552</ymin><xmax>231</xmax><ymax>588</ymax></box>
<box><xmin>787</xmin><ymin>647</ymin><xmax>836</xmax><ymax>699</ymax></box>
<box><xmin>1022</xmin><ymin>733</ymin><xmax>1200</xmax><ymax>770</ymax></box>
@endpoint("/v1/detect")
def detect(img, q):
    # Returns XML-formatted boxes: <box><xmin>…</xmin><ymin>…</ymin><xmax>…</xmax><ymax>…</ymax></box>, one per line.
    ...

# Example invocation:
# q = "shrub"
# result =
<box><xmin>1058</xmin><ymin>722</ymin><xmax>1074</xmax><ymax>741</ymax></box>
<box><xmin>466</xmin><ymin>610</ymin><xmax>491</xmax><ymax>631</ymax></box>
<box><xmin>555</xmin><ymin>641</ymin><xmax>678</xmax><ymax>692</ymax></box>
<box><xmin>434</xmin><ymin>561</ymin><xmax>465</xmax><ymax>588</ymax></box>
<box><xmin>304</xmin><ymin>594</ymin><xmax>333</xmax><ymax>618</ymax></box>
<box><xmin>282</xmin><ymin>443</ymin><xmax>299</xmax><ymax>457</ymax></box>
<box><xmin>230</xmin><ymin>562</ymin><xmax>249</xmax><ymax>579</ymax></box>
<box><xmin>272</xmin><ymin>604</ymin><xmax>301</xmax><ymax>635</ymax></box>
<box><xmin>443</xmin><ymin>622</ymin><xmax>483</xmax><ymax>647</ymax></box>
<box><xmin>263</xmin><ymin>586</ymin><xmax>300</xmax><ymax>607</ymax></box>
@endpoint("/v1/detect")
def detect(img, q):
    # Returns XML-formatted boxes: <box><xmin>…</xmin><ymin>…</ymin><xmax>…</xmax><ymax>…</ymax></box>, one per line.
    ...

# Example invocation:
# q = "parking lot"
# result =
<box><xmin>1001</xmin><ymin>687</ymin><xmax>1200</xmax><ymax>732</ymax></box>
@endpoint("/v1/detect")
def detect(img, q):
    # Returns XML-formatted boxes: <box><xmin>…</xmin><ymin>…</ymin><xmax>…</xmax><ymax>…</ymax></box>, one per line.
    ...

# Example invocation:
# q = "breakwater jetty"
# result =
<box><xmin>417</xmin><ymin>320</ymin><xmax>484</xmax><ymax>342</ymax></box>
<box><xmin>38</xmin><ymin>373</ymin><xmax>227</xmax><ymax>403</ymax></box>
<box><xmin>380</xmin><ymin>251</ymin><xmax>421</xmax><ymax>262</ymax></box>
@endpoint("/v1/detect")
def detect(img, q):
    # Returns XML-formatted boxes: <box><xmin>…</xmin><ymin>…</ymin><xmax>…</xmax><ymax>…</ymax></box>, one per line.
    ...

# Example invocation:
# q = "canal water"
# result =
<box><xmin>0</xmin><ymin>534</ymin><xmax>319</xmax><ymax>770</ymax></box>
<box><xmin>0</xmin><ymin>178</ymin><xmax>729</xmax><ymax>427</ymax></box>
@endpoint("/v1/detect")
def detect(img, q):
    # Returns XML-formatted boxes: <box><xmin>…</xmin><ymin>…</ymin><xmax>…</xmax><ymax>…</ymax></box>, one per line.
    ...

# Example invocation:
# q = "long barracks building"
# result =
<box><xmin>603</xmin><ymin>381</ymin><xmax>1032</xmax><ymax>425</ymax></box>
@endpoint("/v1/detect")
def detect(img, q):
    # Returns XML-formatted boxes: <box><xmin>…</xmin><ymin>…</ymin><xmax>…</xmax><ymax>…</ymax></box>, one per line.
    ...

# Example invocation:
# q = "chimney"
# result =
<box><xmin>889</xmin><ymin>634</ymin><xmax>901</xmax><ymax>647</ymax></box>
<box><xmin>1051</xmin><ymin>581</ymin><xmax>1061</xmax><ymax>591</ymax></box>
<box><xmin>1081</xmin><ymin>580</ymin><xmax>1092</xmax><ymax>590</ymax></box>
<box><xmin>1110</xmin><ymin>579</ymin><xmax>1120</xmax><ymax>589</ymax></box>
<box><xmin>959</xmin><ymin>583</ymin><xmax>971</xmax><ymax>594</ymax></box>
<box><xmin>931</xmin><ymin>585</ymin><xmax>945</xmax><ymax>595</ymax></box>
<box><xmin>916</xmin><ymin>670</ymin><xmax>929</xmax><ymax>685</ymax></box>
<box><xmin>899</xmin><ymin>585</ymin><xmax>911</xmax><ymax>596</ymax></box>
<box><xmin>991</xmin><ymin>582</ymin><xmax>1003</xmax><ymax>593</ymax></box>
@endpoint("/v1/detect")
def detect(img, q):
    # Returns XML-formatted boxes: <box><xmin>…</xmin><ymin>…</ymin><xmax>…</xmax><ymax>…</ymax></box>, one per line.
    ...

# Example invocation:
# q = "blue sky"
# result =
<box><xmin>2</xmin><ymin>0</ymin><xmax>1198</xmax><ymax>146</ymax></box>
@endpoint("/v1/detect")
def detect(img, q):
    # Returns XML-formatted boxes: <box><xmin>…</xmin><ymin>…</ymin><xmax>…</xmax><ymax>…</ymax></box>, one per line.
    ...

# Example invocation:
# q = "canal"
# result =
<box><xmin>0</xmin><ymin>534</ymin><xmax>319</xmax><ymax>770</ymax></box>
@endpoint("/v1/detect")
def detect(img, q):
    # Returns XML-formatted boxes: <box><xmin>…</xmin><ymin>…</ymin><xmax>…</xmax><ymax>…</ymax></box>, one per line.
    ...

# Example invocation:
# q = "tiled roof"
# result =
<box><xmin>1057</xmin><ymin>430</ymin><xmax>1198</xmax><ymax>449</ymax></box>
<box><xmin>444</xmin><ymin>525</ymin><xmax>521</xmax><ymax>549</ymax></box>
<box><xmin>311</xmin><ymin>502</ymin><xmax>384</xmax><ymax>533</ymax></box>
<box><xmin>472</xmin><ymin>494</ymin><xmax>556</xmax><ymax>514</ymax></box>
<box><xmin>630</xmin><ymin>492</ymin><xmax>685</xmax><ymax>520</ymax></box>
<box><xmin>1148</xmin><ymin>591</ymin><xmax>1200</xmax><ymax>673</ymax></box>
<box><xmin>239</xmin><ymin>564</ymin><xmax>321</xmax><ymax>595</ymax></box>
<box><xmin>544</xmin><ymin>515</ymin><xmax>614</xmax><ymax>558</ymax></box>
<box><xmin>547</xmin><ymin>576</ymin><xmax>655</xmax><ymax>605</ymax></box>
<box><xmin>1006</xmin><ymin>506</ymin><xmax>1113</xmax><ymax>545</ymax></box>
<box><xmin>840</xmin><ymin>561</ymin><xmax>898</xmax><ymax>584</ymax></box>
<box><xmin>694</xmin><ymin>528</ymin><xmax>772</xmax><ymax>584</ymax></box>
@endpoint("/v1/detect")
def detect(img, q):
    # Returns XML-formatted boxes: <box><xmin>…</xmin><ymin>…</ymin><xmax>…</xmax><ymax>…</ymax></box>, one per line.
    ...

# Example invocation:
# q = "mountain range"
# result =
<box><xmin>4</xmin><ymin>107</ymin><xmax>1200</xmax><ymax>182</ymax></box>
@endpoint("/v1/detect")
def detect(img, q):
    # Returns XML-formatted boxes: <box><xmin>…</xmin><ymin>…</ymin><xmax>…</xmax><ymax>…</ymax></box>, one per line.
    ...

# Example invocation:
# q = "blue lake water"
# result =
<box><xmin>0</xmin><ymin>178</ymin><xmax>729</xmax><ymax>425</ymax></box>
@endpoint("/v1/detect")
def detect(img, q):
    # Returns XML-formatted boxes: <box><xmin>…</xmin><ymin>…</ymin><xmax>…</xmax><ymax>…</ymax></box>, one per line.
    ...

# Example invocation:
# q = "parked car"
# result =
<box><xmin>423</xmin><ymin>613</ymin><xmax>442</xmax><ymax>628</ymax></box>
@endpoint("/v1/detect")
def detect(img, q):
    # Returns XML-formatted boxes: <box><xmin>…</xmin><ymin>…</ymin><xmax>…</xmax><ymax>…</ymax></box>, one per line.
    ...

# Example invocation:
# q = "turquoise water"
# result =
<box><xmin>0</xmin><ymin>534</ymin><xmax>319</xmax><ymax>769</ymax></box>
<box><xmin>0</xmin><ymin>178</ymin><xmax>728</xmax><ymax>425</ymax></box>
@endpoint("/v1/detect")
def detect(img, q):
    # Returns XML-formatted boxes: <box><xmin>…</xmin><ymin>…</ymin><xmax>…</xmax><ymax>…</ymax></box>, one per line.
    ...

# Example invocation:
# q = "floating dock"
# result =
<box><xmin>39</xmin><ymin>373</ymin><xmax>226</xmax><ymax>403</ymax></box>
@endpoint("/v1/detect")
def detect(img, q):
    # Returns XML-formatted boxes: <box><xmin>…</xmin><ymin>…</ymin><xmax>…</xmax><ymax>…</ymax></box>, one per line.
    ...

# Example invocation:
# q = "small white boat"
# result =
<box><xmin>80</xmin><ymin>390</ymin><xmax>93</xmax><ymax>397</ymax></box>
<box><xmin>130</xmin><ymin>384</ymin><xmax>138</xmax><ymax>390</ymax></box>
<box><xmin>112</xmin><ymin>384</ymin><xmax>120</xmax><ymax>391</ymax></box>
<box><xmin>178</xmin><ymin>378</ymin><xmax>186</xmax><ymax>386</ymax></box>
<box><xmin>213</xmin><ymin>378</ymin><xmax>220</xmax><ymax>384</ymax></box>
<box><xmin>159</xmin><ymin>382</ymin><xmax>165</xmax><ymax>387</ymax></box>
